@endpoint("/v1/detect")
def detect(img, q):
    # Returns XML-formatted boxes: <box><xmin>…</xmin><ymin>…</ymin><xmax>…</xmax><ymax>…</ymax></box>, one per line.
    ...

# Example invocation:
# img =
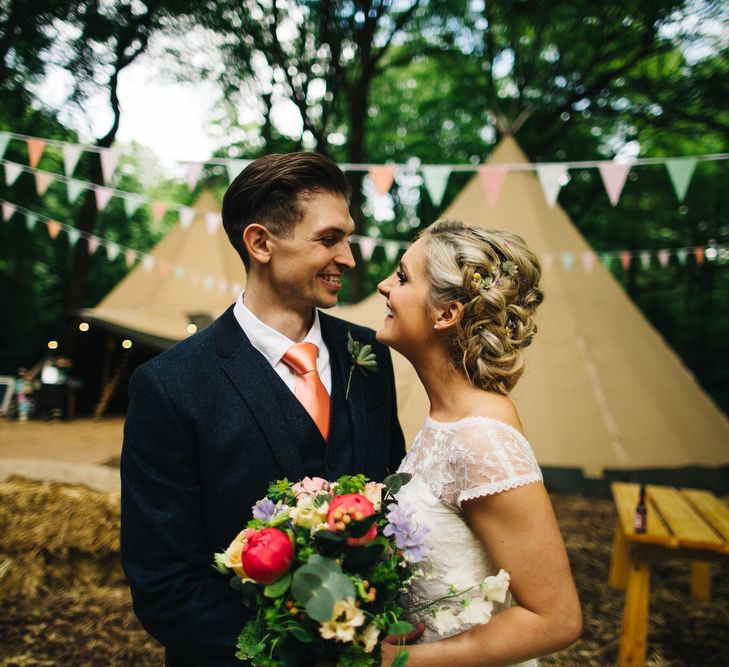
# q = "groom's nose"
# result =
<box><xmin>336</xmin><ymin>240</ymin><xmax>356</xmax><ymax>269</ymax></box>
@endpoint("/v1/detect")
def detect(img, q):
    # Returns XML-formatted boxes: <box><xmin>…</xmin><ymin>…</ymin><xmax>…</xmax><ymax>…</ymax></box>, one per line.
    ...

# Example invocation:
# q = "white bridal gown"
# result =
<box><xmin>397</xmin><ymin>416</ymin><xmax>542</xmax><ymax>667</ymax></box>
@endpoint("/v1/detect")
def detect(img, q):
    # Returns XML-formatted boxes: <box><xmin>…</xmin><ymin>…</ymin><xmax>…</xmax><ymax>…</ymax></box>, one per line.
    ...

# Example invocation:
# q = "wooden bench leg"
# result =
<box><xmin>609</xmin><ymin>522</ymin><xmax>629</xmax><ymax>590</ymax></box>
<box><xmin>691</xmin><ymin>562</ymin><xmax>711</xmax><ymax>601</ymax></box>
<box><xmin>618</xmin><ymin>556</ymin><xmax>650</xmax><ymax>667</ymax></box>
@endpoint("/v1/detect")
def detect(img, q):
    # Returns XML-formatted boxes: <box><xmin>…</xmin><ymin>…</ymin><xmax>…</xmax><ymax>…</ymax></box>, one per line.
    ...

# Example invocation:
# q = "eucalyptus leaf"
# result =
<box><xmin>264</xmin><ymin>571</ymin><xmax>292</xmax><ymax>598</ymax></box>
<box><xmin>387</xmin><ymin>621</ymin><xmax>414</xmax><ymax>635</ymax></box>
<box><xmin>291</xmin><ymin>555</ymin><xmax>355</xmax><ymax>622</ymax></box>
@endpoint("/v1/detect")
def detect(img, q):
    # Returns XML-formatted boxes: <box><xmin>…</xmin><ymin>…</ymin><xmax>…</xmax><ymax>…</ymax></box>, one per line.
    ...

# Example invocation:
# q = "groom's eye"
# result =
<box><xmin>321</xmin><ymin>236</ymin><xmax>338</xmax><ymax>247</ymax></box>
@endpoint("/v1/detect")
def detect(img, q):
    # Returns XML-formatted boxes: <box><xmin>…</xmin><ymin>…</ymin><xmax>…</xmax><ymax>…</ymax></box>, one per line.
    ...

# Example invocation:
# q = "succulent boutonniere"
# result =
<box><xmin>345</xmin><ymin>331</ymin><xmax>378</xmax><ymax>399</ymax></box>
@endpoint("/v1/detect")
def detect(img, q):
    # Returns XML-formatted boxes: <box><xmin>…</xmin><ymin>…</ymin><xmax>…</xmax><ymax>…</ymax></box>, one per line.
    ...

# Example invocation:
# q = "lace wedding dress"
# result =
<box><xmin>397</xmin><ymin>416</ymin><xmax>543</xmax><ymax>666</ymax></box>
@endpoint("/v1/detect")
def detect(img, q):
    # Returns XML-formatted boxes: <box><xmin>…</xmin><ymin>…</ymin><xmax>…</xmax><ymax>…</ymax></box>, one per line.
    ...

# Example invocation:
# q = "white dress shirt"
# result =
<box><xmin>233</xmin><ymin>293</ymin><xmax>332</xmax><ymax>395</ymax></box>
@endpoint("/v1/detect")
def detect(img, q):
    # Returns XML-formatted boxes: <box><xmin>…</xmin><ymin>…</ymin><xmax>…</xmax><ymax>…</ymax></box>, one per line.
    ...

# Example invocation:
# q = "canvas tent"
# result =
<box><xmin>83</xmin><ymin>141</ymin><xmax>729</xmax><ymax>490</ymax></box>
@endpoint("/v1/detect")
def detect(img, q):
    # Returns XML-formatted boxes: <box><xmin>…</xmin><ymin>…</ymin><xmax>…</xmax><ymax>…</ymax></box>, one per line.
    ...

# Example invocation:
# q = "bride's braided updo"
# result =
<box><xmin>423</xmin><ymin>219</ymin><xmax>544</xmax><ymax>394</ymax></box>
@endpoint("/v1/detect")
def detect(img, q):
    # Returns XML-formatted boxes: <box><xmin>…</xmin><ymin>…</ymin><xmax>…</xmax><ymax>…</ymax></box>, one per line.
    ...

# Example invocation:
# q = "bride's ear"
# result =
<box><xmin>433</xmin><ymin>301</ymin><xmax>464</xmax><ymax>332</ymax></box>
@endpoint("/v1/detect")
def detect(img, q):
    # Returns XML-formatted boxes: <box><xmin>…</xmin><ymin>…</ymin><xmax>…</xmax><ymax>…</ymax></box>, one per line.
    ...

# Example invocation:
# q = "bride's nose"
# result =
<box><xmin>377</xmin><ymin>276</ymin><xmax>392</xmax><ymax>297</ymax></box>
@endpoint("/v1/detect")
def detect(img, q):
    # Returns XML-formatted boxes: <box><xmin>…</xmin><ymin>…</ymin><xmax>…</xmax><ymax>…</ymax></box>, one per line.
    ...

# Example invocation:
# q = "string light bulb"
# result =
<box><xmin>122</xmin><ymin>339</ymin><xmax>133</xmax><ymax>349</ymax></box>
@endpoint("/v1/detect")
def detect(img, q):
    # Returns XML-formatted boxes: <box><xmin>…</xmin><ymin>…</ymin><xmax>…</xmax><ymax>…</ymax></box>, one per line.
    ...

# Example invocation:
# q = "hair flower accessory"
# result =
<box><xmin>501</xmin><ymin>260</ymin><xmax>519</xmax><ymax>277</ymax></box>
<box><xmin>345</xmin><ymin>331</ymin><xmax>378</xmax><ymax>399</ymax></box>
<box><xmin>472</xmin><ymin>271</ymin><xmax>493</xmax><ymax>290</ymax></box>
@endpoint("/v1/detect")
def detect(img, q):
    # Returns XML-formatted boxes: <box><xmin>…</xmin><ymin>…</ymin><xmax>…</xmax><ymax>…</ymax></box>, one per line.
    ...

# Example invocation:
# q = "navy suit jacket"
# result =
<box><xmin>120</xmin><ymin>306</ymin><xmax>405</xmax><ymax>666</ymax></box>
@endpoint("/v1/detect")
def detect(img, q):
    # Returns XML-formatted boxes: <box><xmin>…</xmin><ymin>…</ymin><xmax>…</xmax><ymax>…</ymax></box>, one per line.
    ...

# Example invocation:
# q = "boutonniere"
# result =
<box><xmin>345</xmin><ymin>331</ymin><xmax>378</xmax><ymax>399</ymax></box>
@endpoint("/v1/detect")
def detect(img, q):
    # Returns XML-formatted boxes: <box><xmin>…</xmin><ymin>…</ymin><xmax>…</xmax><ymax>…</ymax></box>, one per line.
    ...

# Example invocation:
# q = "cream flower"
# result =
<box><xmin>358</xmin><ymin>622</ymin><xmax>380</xmax><ymax>653</ymax></box>
<box><xmin>361</xmin><ymin>481</ymin><xmax>384</xmax><ymax>511</ymax></box>
<box><xmin>318</xmin><ymin>598</ymin><xmax>365</xmax><ymax>643</ymax></box>
<box><xmin>290</xmin><ymin>495</ymin><xmax>329</xmax><ymax>530</ymax></box>
<box><xmin>432</xmin><ymin>608</ymin><xmax>460</xmax><ymax>635</ymax></box>
<box><xmin>459</xmin><ymin>598</ymin><xmax>495</xmax><ymax>625</ymax></box>
<box><xmin>221</xmin><ymin>528</ymin><xmax>255</xmax><ymax>579</ymax></box>
<box><xmin>480</xmin><ymin>569</ymin><xmax>510</xmax><ymax>604</ymax></box>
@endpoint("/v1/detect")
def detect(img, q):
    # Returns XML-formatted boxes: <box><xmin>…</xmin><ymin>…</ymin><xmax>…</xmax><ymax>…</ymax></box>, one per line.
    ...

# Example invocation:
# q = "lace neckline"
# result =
<box><xmin>424</xmin><ymin>415</ymin><xmax>528</xmax><ymax>442</ymax></box>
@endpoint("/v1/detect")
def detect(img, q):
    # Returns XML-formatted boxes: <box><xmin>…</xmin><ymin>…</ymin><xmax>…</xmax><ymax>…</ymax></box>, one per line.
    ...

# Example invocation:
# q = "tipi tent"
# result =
<box><xmin>336</xmin><ymin>137</ymin><xmax>729</xmax><ymax>490</ymax></box>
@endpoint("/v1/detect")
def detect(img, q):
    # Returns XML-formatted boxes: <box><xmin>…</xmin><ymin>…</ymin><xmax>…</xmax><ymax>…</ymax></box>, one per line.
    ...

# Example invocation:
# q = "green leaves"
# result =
<box><xmin>392</xmin><ymin>651</ymin><xmax>410</xmax><ymax>667</ymax></box>
<box><xmin>290</xmin><ymin>555</ymin><xmax>356</xmax><ymax>622</ymax></box>
<box><xmin>264</xmin><ymin>571</ymin><xmax>292</xmax><ymax>598</ymax></box>
<box><xmin>383</xmin><ymin>472</ymin><xmax>412</xmax><ymax>500</ymax></box>
<box><xmin>345</xmin><ymin>331</ymin><xmax>379</xmax><ymax>399</ymax></box>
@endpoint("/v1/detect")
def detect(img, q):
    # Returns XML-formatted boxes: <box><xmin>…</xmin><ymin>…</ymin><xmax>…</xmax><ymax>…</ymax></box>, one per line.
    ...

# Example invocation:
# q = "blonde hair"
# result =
<box><xmin>422</xmin><ymin>219</ymin><xmax>544</xmax><ymax>394</ymax></box>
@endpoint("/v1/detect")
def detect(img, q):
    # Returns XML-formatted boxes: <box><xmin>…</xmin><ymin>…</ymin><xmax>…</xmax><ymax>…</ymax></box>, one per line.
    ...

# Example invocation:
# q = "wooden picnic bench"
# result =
<box><xmin>608</xmin><ymin>482</ymin><xmax>729</xmax><ymax>666</ymax></box>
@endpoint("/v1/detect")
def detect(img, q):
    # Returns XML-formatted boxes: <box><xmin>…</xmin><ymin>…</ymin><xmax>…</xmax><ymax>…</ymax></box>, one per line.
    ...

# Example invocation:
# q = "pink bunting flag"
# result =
<box><xmin>358</xmin><ymin>236</ymin><xmax>377</xmax><ymax>262</ymax></box>
<box><xmin>99</xmin><ymin>148</ymin><xmax>119</xmax><ymax>184</ymax></box>
<box><xmin>189</xmin><ymin>271</ymin><xmax>200</xmax><ymax>286</ymax></box>
<box><xmin>217</xmin><ymin>278</ymin><xmax>229</xmax><ymax>293</ymax></box>
<box><xmin>26</xmin><ymin>138</ymin><xmax>45</xmax><ymax>168</ymax></box>
<box><xmin>619</xmin><ymin>251</ymin><xmax>632</xmax><ymax>270</ymax></box>
<box><xmin>581</xmin><ymin>252</ymin><xmax>596</xmax><ymax>273</ymax></box>
<box><xmin>87</xmin><ymin>236</ymin><xmax>101</xmax><ymax>255</ymax></box>
<box><xmin>151</xmin><ymin>201</ymin><xmax>168</xmax><ymax>223</ymax></box>
<box><xmin>598</xmin><ymin>162</ymin><xmax>631</xmax><ymax>207</ymax></box>
<box><xmin>694</xmin><ymin>247</ymin><xmax>705</xmax><ymax>265</ymax></box>
<box><xmin>478</xmin><ymin>166</ymin><xmax>508</xmax><ymax>206</ymax></box>
<box><xmin>1</xmin><ymin>201</ymin><xmax>16</xmax><ymax>221</ymax></box>
<box><xmin>124</xmin><ymin>249</ymin><xmax>137</xmax><ymax>267</ymax></box>
<box><xmin>369</xmin><ymin>165</ymin><xmax>395</xmax><ymax>196</ymax></box>
<box><xmin>158</xmin><ymin>260</ymin><xmax>171</xmax><ymax>276</ymax></box>
<box><xmin>186</xmin><ymin>162</ymin><xmax>203</xmax><ymax>191</ymax></box>
<box><xmin>94</xmin><ymin>186</ymin><xmax>114</xmax><ymax>211</ymax></box>
<box><xmin>34</xmin><ymin>171</ymin><xmax>55</xmax><ymax>195</ymax></box>
<box><xmin>541</xmin><ymin>252</ymin><xmax>554</xmax><ymax>271</ymax></box>
<box><xmin>47</xmin><ymin>220</ymin><xmax>61</xmax><ymax>239</ymax></box>
<box><xmin>657</xmin><ymin>249</ymin><xmax>670</xmax><ymax>267</ymax></box>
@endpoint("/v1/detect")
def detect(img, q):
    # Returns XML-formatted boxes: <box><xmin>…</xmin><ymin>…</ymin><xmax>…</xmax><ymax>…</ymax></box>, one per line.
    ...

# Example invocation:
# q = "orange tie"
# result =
<box><xmin>282</xmin><ymin>342</ymin><xmax>330</xmax><ymax>441</ymax></box>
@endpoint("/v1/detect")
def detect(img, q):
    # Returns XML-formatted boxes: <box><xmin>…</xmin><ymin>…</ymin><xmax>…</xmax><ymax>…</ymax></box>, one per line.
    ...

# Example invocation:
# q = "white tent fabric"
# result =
<box><xmin>84</xmin><ymin>141</ymin><xmax>729</xmax><ymax>472</ymax></box>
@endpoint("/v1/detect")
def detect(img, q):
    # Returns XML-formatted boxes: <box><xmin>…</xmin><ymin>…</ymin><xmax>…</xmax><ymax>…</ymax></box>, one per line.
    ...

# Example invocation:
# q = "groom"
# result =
<box><xmin>121</xmin><ymin>152</ymin><xmax>406</xmax><ymax>666</ymax></box>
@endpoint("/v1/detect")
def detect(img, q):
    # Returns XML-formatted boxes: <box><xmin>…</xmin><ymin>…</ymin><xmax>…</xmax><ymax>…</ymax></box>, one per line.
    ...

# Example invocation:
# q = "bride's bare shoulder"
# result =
<box><xmin>469</xmin><ymin>391</ymin><xmax>525</xmax><ymax>436</ymax></box>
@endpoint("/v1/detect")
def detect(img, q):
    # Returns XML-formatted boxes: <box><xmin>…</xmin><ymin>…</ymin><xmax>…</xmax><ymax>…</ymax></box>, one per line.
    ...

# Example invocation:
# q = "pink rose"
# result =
<box><xmin>241</xmin><ymin>528</ymin><xmax>294</xmax><ymax>584</ymax></box>
<box><xmin>327</xmin><ymin>493</ymin><xmax>377</xmax><ymax>546</ymax></box>
<box><xmin>291</xmin><ymin>476</ymin><xmax>329</xmax><ymax>497</ymax></box>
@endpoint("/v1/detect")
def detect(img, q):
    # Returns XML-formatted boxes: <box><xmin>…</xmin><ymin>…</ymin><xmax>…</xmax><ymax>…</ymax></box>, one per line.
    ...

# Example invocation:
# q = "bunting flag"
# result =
<box><xmin>4</xmin><ymin>161</ymin><xmax>22</xmax><ymax>185</ymax></box>
<box><xmin>67</xmin><ymin>228</ymin><xmax>81</xmax><ymax>246</ymax></box>
<box><xmin>665</xmin><ymin>157</ymin><xmax>697</xmax><ymax>202</ymax></box>
<box><xmin>62</xmin><ymin>144</ymin><xmax>83</xmax><ymax>177</ymax></box>
<box><xmin>676</xmin><ymin>248</ymin><xmax>689</xmax><ymax>265</ymax></box>
<box><xmin>217</xmin><ymin>277</ymin><xmax>229</xmax><ymax>293</ymax></box>
<box><xmin>94</xmin><ymin>186</ymin><xmax>114</xmax><ymax>211</ymax></box>
<box><xmin>536</xmin><ymin>164</ymin><xmax>568</xmax><ymax>208</ymax></box>
<box><xmin>26</xmin><ymin>212</ymin><xmax>38</xmax><ymax>230</ymax></box>
<box><xmin>123</xmin><ymin>194</ymin><xmax>143</xmax><ymax>217</ymax></box>
<box><xmin>694</xmin><ymin>247</ymin><xmax>705</xmax><ymax>264</ymax></box>
<box><xmin>369</xmin><ymin>165</ymin><xmax>396</xmax><ymax>196</ymax></box>
<box><xmin>151</xmin><ymin>201</ymin><xmax>168</xmax><ymax>224</ymax></box>
<box><xmin>2</xmin><ymin>201</ymin><xmax>16</xmax><ymax>221</ymax></box>
<box><xmin>478</xmin><ymin>166</ymin><xmax>508</xmax><ymax>206</ymax></box>
<box><xmin>189</xmin><ymin>271</ymin><xmax>200</xmax><ymax>286</ymax></box>
<box><xmin>203</xmin><ymin>275</ymin><xmax>215</xmax><ymax>291</ymax></box>
<box><xmin>47</xmin><ymin>220</ymin><xmax>61</xmax><ymax>239</ymax></box>
<box><xmin>640</xmin><ymin>251</ymin><xmax>651</xmax><ymax>269</ymax></box>
<box><xmin>384</xmin><ymin>241</ymin><xmax>401</xmax><ymax>263</ymax></box>
<box><xmin>620</xmin><ymin>251</ymin><xmax>632</xmax><ymax>270</ymax></box>
<box><xmin>179</xmin><ymin>206</ymin><xmax>195</xmax><ymax>229</ymax></box>
<box><xmin>124</xmin><ymin>249</ymin><xmax>137</xmax><ymax>267</ymax></box>
<box><xmin>421</xmin><ymin>166</ymin><xmax>451</xmax><ymax>207</ymax></box>
<box><xmin>26</xmin><ymin>138</ymin><xmax>45</xmax><ymax>168</ymax></box>
<box><xmin>0</xmin><ymin>132</ymin><xmax>9</xmax><ymax>160</ymax></box>
<box><xmin>657</xmin><ymin>249</ymin><xmax>670</xmax><ymax>267</ymax></box>
<box><xmin>34</xmin><ymin>171</ymin><xmax>55</xmax><ymax>196</ymax></box>
<box><xmin>186</xmin><ymin>162</ymin><xmax>203</xmax><ymax>191</ymax></box>
<box><xmin>106</xmin><ymin>241</ymin><xmax>120</xmax><ymax>261</ymax></box>
<box><xmin>581</xmin><ymin>252</ymin><xmax>596</xmax><ymax>273</ymax></box>
<box><xmin>66</xmin><ymin>179</ymin><xmax>88</xmax><ymax>204</ymax></box>
<box><xmin>357</xmin><ymin>236</ymin><xmax>377</xmax><ymax>262</ymax></box>
<box><xmin>205</xmin><ymin>211</ymin><xmax>221</xmax><ymax>235</ymax></box>
<box><xmin>142</xmin><ymin>255</ymin><xmax>155</xmax><ymax>272</ymax></box>
<box><xmin>99</xmin><ymin>148</ymin><xmax>119</xmax><ymax>184</ymax></box>
<box><xmin>560</xmin><ymin>252</ymin><xmax>575</xmax><ymax>270</ymax></box>
<box><xmin>87</xmin><ymin>236</ymin><xmax>101</xmax><ymax>254</ymax></box>
<box><xmin>601</xmin><ymin>253</ymin><xmax>613</xmax><ymax>269</ymax></box>
<box><xmin>542</xmin><ymin>252</ymin><xmax>554</xmax><ymax>272</ymax></box>
<box><xmin>598</xmin><ymin>161</ymin><xmax>631</xmax><ymax>206</ymax></box>
<box><xmin>226</xmin><ymin>159</ymin><xmax>251</xmax><ymax>183</ymax></box>
<box><xmin>175</xmin><ymin>266</ymin><xmax>186</xmax><ymax>280</ymax></box>
<box><xmin>158</xmin><ymin>260</ymin><xmax>171</xmax><ymax>276</ymax></box>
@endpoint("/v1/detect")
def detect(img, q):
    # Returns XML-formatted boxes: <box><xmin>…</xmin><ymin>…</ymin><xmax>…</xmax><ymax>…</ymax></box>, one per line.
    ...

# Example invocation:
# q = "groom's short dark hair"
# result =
<box><xmin>222</xmin><ymin>152</ymin><xmax>351</xmax><ymax>269</ymax></box>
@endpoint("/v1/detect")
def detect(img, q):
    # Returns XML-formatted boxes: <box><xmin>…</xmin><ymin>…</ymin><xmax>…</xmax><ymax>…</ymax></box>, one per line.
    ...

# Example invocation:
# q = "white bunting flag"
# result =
<box><xmin>142</xmin><ymin>255</ymin><xmax>155</xmax><ymax>272</ymax></box>
<box><xmin>384</xmin><ymin>241</ymin><xmax>401</xmax><ymax>263</ymax></box>
<box><xmin>87</xmin><ymin>235</ymin><xmax>101</xmax><ymax>255</ymax></box>
<box><xmin>67</xmin><ymin>179</ymin><xmax>88</xmax><ymax>204</ymax></box>
<box><xmin>0</xmin><ymin>132</ymin><xmax>10</xmax><ymax>160</ymax></box>
<box><xmin>205</xmin><ymin>211</ymin><xmax>222</xmax><ymax>235</ymax></box>
<box><xmin>4</xmin><ymin>161</ymin><xmax>23</xmax><ymax>186</ymax></box>
<box><xmin>106</xmin><ymin>242</ymin><xmax>120</xmax><ymax>261</ymax></box>
<box><xmin>94</xmin><ymin>186</ymin><xmax>114</xmax><ymax>211</ymax></box>
<box><xmin>226</xmin><ymin>159</ymin><xmax>251</xmax><ymax>183</ymax></box>
<box><xmin>186</xmin><ymin>162</ymin><xmax>203</xmax><ymax>191</ymax></box>
<box><xmin>422</xmin><ymin>166</ymin><xmax>451</xmax><ymax>207</ymax></box>
<box><xmin>2</xmin><ymin>201</ymin><xmax>16</xmax><ymax>221</ymax></box>
<box><xmin>537</xmin><ymin>164</ymin><xmax>568</xmax><ymax>208</ymax></box>
<box><xmin>203</xmin><ymin>275</ymin><xmax>215</xmax><ymax>291</ymax></box>
<box><xmin>358</xmin><ymin>236</ymin><xmax>377</xmax><ymax>262</ymax></box>
<box><xmin>598</xmin><ymin>162</ymin><xmax>631</xmax><ymax>206</ymax></box>
<box><xmin>26</xmin><ymin>212</ymin><xmax>38</xmax><ymax>230</ymax></box>
<box><xmin>231</xmin><ymin>281</ymin><xmax>243</xmax><ymax>296</ymax></box>
<box><xmin>62</xmin><ymin>144</ymin><xmax>84</xmax><ymax>177</ymax></box>
<box><xmin>34</xmin><ymin>171</ymin><xmax>55</xmax><ymax>195</ymax></box>
<box><xmin>67</xmin><ymin>228</ymin><xmax>81</xmax><ymax>246</ymax></box>
<box><xmin>99</xmin><ymin>148</ymin><xmax>119</xmax><ymax>184</ymax></box>
<box><xmin>179</xmin><ymin>206</ymin><xmax>195</xmax><ymax>229</ymax></box>
<box><xmin>123</xmin><ymin>194</ymin><xmax>144</xmax><ymax>217</ymax></box>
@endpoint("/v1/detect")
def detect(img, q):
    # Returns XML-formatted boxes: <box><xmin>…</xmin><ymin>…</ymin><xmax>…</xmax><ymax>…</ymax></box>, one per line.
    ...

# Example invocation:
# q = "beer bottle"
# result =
<box><xmin>634</xmin><ymin>484</ymin><xmax>647</xmax><ymax>533</ymax></box>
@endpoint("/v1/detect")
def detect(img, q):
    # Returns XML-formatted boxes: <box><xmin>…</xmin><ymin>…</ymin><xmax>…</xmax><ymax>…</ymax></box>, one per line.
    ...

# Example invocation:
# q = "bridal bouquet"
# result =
<box><xmin>214</xmin><ymin>473</ymin><xmax>428</xmax><ymax>667</ymax></box>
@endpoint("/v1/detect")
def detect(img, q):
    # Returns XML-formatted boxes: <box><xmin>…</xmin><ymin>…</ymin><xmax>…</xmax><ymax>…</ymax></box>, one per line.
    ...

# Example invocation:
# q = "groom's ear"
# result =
<box><xmin>243</xmin><ymin>223</ymin><xmax>273</xmax><ymax>265</ymax></box>
<box><xmin>434</xmin><ymin>301</ymin><xmax>464</xmax><ymax>331</ymax></box>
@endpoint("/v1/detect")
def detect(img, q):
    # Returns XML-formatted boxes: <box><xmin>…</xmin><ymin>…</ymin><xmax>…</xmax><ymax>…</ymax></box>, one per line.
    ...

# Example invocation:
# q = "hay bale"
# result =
<box><xmin>0</xmin><ymin>551</ymin><xmax>46</xmax><ymax>597</ymax></box>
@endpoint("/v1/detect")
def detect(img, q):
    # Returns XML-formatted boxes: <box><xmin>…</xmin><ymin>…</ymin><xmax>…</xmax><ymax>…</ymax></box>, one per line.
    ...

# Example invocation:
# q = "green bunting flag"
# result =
<box><xmin>422</xmin><ymin>166</ymin><xmax>451</xmax><ymax>207</ymax></box>
<box><xmin>25</xmin><ymin>212</ymin><xmax>38</xmax><ymax>230</ymax></box>
<box><xmin>665</xmin><ymin>158</ymin><xmax>697</xmax><ymax>202</ymax></box>
<box><xmin>67</xmin><ymin>179</ymin><xmax>88</xmax><ymax>204</ymax></box>
<box><xmin>123</xmin><ymin>194</ymin><xmax>143</xmax><ymax>217</ymax></box>
<box><xmin>0</xmin><ymin>132</ymin><xmax>9</xmax><ymax>161</ymax></box>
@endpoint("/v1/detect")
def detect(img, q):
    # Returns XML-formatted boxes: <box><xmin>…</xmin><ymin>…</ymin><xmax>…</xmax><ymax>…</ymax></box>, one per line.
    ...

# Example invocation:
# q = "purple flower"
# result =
<box><xmin>252</xmin><ymin>498</ymin><xmax>284</xmax><ymax>522</ymax></box>
<box><xmin>383</xmin><ymin>501</ymin><xmax>430</xmax><ymax>563</ymax></box>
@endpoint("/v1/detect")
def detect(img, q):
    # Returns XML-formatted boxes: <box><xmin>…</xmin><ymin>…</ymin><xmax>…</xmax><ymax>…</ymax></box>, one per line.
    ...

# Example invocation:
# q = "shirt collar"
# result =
<box><xmin>233</xmin><ymin>292</ymin><xmax>324</xmax><ymax>366</ymax></box>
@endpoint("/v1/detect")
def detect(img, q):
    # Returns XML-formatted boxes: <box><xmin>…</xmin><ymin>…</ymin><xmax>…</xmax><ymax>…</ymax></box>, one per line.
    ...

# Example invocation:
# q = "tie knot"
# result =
<box><xmin>282</xmin><ymin>342</ymin><xmax>319</xmax><ymax>376</ymax></box>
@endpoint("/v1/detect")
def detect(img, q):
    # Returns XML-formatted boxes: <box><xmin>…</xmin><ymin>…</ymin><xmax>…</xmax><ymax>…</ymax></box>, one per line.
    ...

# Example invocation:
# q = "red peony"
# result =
<box><xmin>327</xmin><ymin>493</ymin><xmax>377</xmax><ymax>546</ymax></box>
<box><xmin>241</xmin><ymin>527</ymin><xmax>294</xmax><ymax>584</ymax></box>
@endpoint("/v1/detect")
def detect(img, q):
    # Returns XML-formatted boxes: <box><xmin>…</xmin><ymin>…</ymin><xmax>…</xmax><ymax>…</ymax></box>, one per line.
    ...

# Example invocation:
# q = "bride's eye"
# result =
<box><xmin>396</xmin><ymin>270</ymin><xmax>407</xmax><ymax>284</ymax></box>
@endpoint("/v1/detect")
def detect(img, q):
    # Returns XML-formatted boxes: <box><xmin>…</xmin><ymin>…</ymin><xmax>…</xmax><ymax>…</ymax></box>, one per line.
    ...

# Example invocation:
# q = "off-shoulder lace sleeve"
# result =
<box><xmin>442</xmin><ymin>419</ymin><xmax>543</xmax><ymax>507</ymax></box>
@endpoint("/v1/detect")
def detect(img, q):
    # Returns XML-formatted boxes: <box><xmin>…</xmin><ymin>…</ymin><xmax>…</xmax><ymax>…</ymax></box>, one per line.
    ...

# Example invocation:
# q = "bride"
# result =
<box><xmin>376</xmin><ymin>220</ymin><xmax>582</xmax><ymax>666</ymax></box>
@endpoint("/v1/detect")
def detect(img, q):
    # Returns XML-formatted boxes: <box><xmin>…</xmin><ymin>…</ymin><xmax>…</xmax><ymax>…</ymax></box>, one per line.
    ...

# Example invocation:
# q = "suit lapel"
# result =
<box><xmin>321</xmin><ymin>313</ymin><xmax>368</xmax><ymax>474</ymax></box>
<box><xmin>214</xmin><ymin>308</ymin><xmax>307</xmax><ymax>482</ymax></box>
